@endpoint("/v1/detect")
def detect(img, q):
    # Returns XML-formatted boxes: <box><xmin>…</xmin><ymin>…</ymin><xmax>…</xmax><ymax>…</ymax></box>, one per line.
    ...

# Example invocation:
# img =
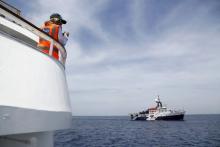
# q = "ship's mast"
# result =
<box><xmin>155</xmin><ymin>95</ymin><xmax>162</xmax><ymax>108</ymax></box>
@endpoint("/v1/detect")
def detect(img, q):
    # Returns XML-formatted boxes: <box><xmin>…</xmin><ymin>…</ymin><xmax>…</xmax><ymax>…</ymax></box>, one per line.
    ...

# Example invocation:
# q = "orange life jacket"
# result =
<box><xmin>38</xmin><ymin>21</ymin><xmax>60</xmax><ymax>60</ymax></box>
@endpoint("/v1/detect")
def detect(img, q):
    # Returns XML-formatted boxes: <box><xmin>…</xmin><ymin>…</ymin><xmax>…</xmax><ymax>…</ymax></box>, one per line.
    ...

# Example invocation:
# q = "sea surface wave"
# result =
<box><xmin>55</xmin><ymin>115</ymin><xmax>220</xmax><ymax>147</ymax></box>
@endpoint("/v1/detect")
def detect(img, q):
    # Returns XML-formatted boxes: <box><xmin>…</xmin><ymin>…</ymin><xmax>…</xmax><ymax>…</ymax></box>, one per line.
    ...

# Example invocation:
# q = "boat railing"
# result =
<box><xmin>0</xmin><ymin>3</ymin><xmax>67</xmax><ymax>66</ymax></box>
<box><xmin>0</xmin><ymin>0</ymin><xmax>20</xmax><ymax>15</ymax></box>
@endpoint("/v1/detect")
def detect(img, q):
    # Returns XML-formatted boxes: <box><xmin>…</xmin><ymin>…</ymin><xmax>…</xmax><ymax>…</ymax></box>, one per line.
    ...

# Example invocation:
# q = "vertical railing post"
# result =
<box><xmin>49</xmin><ymin>39</ymin><xmax>53</xmax><ymax>56</ymax></box>
<box><xmin>59</xmin><ymin>50</ymin><xmax>62</xmax><ymax>62</ymax></box>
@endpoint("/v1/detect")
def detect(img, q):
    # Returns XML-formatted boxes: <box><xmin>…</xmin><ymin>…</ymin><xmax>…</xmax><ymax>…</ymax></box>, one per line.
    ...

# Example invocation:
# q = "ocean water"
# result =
<box><xmin>54</xmin><ymin>115</ymin><xmax>220</xmax><ymax>147</ymax></box>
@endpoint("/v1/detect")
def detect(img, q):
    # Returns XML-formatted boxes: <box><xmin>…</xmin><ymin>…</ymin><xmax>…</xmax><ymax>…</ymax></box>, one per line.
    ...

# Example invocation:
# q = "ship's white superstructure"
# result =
<box><xmin>0</xmin><ymin>1</ymin><xmax>72</xmax><ymax>147</ymax></box>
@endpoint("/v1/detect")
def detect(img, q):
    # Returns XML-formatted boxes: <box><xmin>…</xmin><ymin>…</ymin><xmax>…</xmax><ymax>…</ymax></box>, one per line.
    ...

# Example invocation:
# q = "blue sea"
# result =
<box><xmin>55</xmin><ymin>115</ymin><xmax>220</xmax><ymax>147</ymax></box>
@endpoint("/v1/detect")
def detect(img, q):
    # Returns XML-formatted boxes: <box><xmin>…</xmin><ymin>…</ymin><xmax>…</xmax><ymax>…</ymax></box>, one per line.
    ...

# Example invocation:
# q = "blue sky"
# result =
<box><xmin>7</xmin><ymin>0</ymin><xmax>220</xmax><ymax>115</ymax></box>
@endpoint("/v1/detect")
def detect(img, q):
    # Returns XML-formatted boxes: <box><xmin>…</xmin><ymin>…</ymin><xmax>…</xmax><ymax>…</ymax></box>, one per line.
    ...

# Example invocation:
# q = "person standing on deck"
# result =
<box><xmin>38</xmin><ymin>13</ymin><xmax>69</xmax><ymax>60</ymax></box>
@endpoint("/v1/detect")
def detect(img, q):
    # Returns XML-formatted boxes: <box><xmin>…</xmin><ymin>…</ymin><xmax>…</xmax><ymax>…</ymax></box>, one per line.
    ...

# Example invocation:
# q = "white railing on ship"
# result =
<box><xmin>0</xmin><ymin>4</ymin><xmax>67</xmax><ymax>65</ymax></box>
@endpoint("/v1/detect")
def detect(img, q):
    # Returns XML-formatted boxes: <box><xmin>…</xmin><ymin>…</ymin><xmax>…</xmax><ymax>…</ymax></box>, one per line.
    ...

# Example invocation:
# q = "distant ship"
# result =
<box><xmin>130</xmin><ymin>96</ymin><xmax>185</xmax><ymax>121</ymax></box>
<box><xmin>0</xmin><ymin>1</ymin><xmax>72</xmax><ymax>147</ymax></box>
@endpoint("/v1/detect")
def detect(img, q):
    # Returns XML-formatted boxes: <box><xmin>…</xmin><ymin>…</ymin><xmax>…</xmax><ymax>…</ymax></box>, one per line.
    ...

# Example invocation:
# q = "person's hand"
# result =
<box><xmin>64</xmin><ymin>32</ymin><xmax>69</xmax><ymax>37</ymax></box>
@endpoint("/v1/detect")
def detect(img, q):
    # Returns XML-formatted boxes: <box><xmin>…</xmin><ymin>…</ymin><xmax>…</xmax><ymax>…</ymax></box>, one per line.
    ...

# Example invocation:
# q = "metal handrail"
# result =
<box><xmin>0</xmin><ymin>4</ymin><xmax>67</xmax><ymax>65</ymax></box>
<box><xmin>0</xmin><ymin>0</ymin><xmax>20</xmax><ymax>15</ymax></box>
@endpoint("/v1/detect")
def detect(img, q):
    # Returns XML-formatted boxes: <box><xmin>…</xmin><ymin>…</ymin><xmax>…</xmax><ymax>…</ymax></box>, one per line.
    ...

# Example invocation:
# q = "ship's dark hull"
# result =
<box><xmin>155</xmin><ymin>114</ymin><xmax>184</xmax><ymax>121</ymax></box>
<box><xmin>132</xmin><ymin>116</ymin><xmax>148</xmax><ymax>121</ymax></box>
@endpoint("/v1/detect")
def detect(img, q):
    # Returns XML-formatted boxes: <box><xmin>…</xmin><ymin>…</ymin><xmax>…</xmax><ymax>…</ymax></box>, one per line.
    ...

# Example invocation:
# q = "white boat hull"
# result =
<box><xmin>0</xmin><ymin>20</ymin><xmax>72</xmax><ymax>135</ymax></box>
<box><xmin>0</xmin><ymin>6</ymin><xmax>72</xmax><ymax>146</ymax></box>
